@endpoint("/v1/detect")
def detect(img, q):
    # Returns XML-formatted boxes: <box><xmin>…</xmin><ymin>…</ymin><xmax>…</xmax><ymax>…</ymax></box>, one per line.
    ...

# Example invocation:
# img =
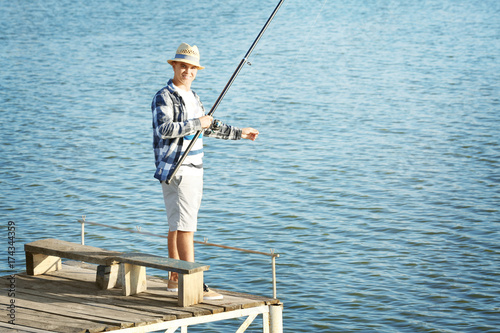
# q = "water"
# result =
<box><xmin>1</xmin><ymin>0</ymin><xmax>499</xmax><ymax>332</ymax></box>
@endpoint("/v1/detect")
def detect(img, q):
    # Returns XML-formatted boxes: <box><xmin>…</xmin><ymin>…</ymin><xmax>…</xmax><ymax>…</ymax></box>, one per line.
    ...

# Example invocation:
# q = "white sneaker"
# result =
<box><xmin>203</xmin><ymin>284</ymin><xmax>223</xmax><ymax>300</ymax></box>
<box><xmin>167</xmin><ymin>280</ymin><xmax>178</xmax><ymax>292</ymax></box>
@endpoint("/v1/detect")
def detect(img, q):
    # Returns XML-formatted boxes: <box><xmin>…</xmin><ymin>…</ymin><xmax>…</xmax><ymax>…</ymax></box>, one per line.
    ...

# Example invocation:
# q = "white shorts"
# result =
<box><xmin>161</xmin><ymin>175</ymin><xmax>203</xmax><ymax>232</ymax></box>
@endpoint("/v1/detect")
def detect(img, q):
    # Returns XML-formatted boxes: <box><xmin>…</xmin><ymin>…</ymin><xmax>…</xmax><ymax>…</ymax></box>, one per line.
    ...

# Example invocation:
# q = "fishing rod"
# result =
<box><xmin>166</xmin><ymin>0</ymin><xmax>286</xmax><ymax>184</ymax></box>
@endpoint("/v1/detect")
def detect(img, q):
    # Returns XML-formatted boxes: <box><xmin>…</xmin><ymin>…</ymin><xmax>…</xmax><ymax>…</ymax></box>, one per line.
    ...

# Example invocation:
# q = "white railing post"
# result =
<box><xmin>272</xmin><ymin>255</ymin><xmax>277</xmax><ymax>299</ymax></box>
<box><xmin>269</xmin><ymin>303</ymin><xmax>283</xmax><ymax>333</ymax></box>
<box><xmin>80</xmin><ymin>215</ymin><xmax>85</xmax><ymax>245</ymax></box>
<box><xmin>262</xmin><ymin>311</ymin><xmax>270</xmax><ymax>333</ymax></box>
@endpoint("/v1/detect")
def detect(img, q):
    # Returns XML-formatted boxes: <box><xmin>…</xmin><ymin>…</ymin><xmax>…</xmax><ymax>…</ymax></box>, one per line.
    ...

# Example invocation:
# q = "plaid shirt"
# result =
<box><xmin>152</xmin><ymin>79</ymin><xmax>242</xmax><ymax>182</ymax></box>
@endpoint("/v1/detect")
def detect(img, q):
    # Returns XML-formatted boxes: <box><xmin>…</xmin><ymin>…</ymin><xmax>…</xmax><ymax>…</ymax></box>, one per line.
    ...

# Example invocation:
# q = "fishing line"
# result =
<box><xmin>295</xmin><ymin>0</ymin><xmax>330</xmax><ymax>58</ymax></box>
<box><xmin>271</xmin><ymin>0</ymin><xmax>329</xmax><ymax>101</ymax></box>
<box><xmin>244</xmin><ymin>0</ymin><xmax>330</xmax><ymax>159</ymax></box>
<box><xmin>245</xmin><ymin>0</ymin><xmax>329</xmax><ymax>120</ymax></box>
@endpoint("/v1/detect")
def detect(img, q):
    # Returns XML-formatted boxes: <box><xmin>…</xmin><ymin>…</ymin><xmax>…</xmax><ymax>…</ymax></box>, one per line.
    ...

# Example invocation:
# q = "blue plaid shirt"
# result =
<box><xmin>152</xmin><ymin>79</ymin><xmax>242</xmax><ymax>182</ymax></box>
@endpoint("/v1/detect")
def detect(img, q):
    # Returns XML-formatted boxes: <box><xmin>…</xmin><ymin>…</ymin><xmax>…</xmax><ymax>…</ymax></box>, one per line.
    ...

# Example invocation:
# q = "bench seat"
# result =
<box><xmin>25</xmin><ymin>238</ymin><xmax>122</xmax><ymax>273</ymax></box>
<box><xmin>24</xmin><ymin>238</ymin><xmax>210</xmax><ymax>307</ymax></box>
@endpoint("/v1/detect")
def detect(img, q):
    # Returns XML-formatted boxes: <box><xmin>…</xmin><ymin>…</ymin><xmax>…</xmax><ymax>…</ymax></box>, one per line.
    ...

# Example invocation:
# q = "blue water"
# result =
<box><xmin>1</xmin><ymin>0</ymin><xmax>499</xmax><ymax>332</ymax></box>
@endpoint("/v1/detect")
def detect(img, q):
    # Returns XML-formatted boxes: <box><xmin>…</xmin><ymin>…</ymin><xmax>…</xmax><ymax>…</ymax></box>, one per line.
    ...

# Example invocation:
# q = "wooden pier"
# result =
<box><xmin>0</xmin><ymin>261</ymin><xmax>283</xmax><ymax>332</ymax></box>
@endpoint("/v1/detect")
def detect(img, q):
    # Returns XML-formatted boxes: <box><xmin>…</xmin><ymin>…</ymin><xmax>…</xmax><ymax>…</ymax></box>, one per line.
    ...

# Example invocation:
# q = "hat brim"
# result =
<box><xmin>168</xmin><ymin>59</ymin><xmax>204</xmax><ymax>70</ymax></box>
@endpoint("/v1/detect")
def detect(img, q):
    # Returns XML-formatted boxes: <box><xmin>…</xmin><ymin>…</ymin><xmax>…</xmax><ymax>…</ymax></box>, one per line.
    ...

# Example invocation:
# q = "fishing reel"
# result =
<box><xmin>206</xmin><ymin>119</ymin><xmax>223</xmax><ymax>134</ymax></box>
<box><xmin>211</xmin><ymin>119</ymin><xmax>223</xmax><ymax>131</ymax></box>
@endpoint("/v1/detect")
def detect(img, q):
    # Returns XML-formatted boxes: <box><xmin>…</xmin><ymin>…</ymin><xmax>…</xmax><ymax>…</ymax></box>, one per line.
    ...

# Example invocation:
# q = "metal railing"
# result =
<box><xmin>78</xmin><ymin>216</ymin><xmax>280</xmax><ymax>298</ymax></box>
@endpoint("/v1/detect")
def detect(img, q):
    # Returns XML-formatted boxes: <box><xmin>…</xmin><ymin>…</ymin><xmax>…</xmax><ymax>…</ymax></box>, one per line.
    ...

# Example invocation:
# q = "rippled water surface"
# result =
<box><xmin>1</xmin><ymin>0</ymin><xmax>499</xmax><ymax>332</ymax></box>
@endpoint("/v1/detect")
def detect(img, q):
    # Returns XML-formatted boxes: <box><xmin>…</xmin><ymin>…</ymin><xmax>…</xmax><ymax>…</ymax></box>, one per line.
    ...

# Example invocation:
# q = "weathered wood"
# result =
<box><xmin>25</xmin><ymin>238</ymin><xmax>122</xmax><ymax>290</ymax></box>
<box><xmin>115</xmin><ymin>252</ymin><xmax>209</xmax><ymax>306</ymax></box>
<box><xmin>134</xmin><ymin>293</ymin><xmax>212</xmax><ymax>317</ymax></box>
<box><xmin>25</xmin><ymin>252</ymin><xmax>62</xmax><ymax>275</ymax></box>
<box><xmin>14</xmin><ymin>290</ymin><xmax>162</xmax><ymax>326</ymax></box>
<box><xmin>178</xmin><ymin>271</ymin><xmax>204</xmax><ymax>307</ymax></box>
<box><xmin>13</xmin><ymin>272</ymin><xmax>189</xmax><ymax>319</ymax></box>
<box><xmin>0</xmin><ymin>263</ymin><xmax>280</xmax><ymax>333</ymax></box>
<box><xmin>25</xmin><ymin>238</ymin><xmax>122</xmax><ymax>266</ymax></box>
<box><xmin>4</xmin><ymin>292</ymin><xmax>134</xmax><ymax>328</ymax></box>
<box><xmin>24</xmin><ymin>239</ymin><xmax>210</xmax><ymax>304</ymax></box>
<box><xmin>203</xmin><ymin>289</ymin><xmax>272</xmax><ymax>311</ymax></box>
<box><xmin>121</xmin><ymin>263</ymin><xmax>147</xmax><ymax>296</ymax></box>
<box><xmin>96</xmin><ymin>263</ymin><xmax>120</xmax><ymax>289</ymax></box>
<box><xmin>0</xmin><ymin>305</ymin><xmax>116</xmax><ymax>333</ymax></box>
<box><xmin>14</xmin><ymin>265</ymin><xmax>210</xmax><ymax>317</ymax></box>
<box><xmin>17</xmin><ymin>279</ymin><xmax>181</xmax><ymax>321</ymax></box>
<box><xmin>190</xmin><ymin>302</ymin><xmax>226</xmax><ymax>315</ymax></box>
<box><xmin>0</xmin><ymin>322</ymin><xmax>54</xmax><ymax>333</ymax></box>
<box><xmin>114</xmin><ymin>252</ymin><xmax>209</xmax><ymax>274</ymax></box>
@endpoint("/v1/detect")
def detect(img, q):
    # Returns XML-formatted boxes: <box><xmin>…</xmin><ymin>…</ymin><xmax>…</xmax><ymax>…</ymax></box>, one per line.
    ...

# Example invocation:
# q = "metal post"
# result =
<box><xmin>262</xmin><ymin>311</ymin><xmax>270</xmax><ymax>333</ymax></box>
<box><xmin>269</xmin><ymin>303</ymin><xmax>283</xmax><ymax>333</ymax></box>
<box><xmin>80</xmin><ymin>215</ymin><xmax>85</xmax><ymax>245</ymax></box>
<box><xmin>272</xmin><ymin>256</ymin><xmax>277</xmax><ymax>299</ymax></box>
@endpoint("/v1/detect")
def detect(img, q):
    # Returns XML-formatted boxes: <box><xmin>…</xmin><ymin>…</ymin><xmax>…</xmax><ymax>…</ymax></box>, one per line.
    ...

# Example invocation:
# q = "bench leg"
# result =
<box><xmin>96</xmin><ymin>264</ymin><xmax>120</xmax><ymax>290</ymax></box>
<box><xmin>120</xmin><ymin>263</ymin><xmax>147</xmax><ymax>296</ymax></box>
<box><xmin>178</xmin><ymin>271</ymin><xmax>204</xmax><ymax>307</ymax></box>
<box><xmin>25</xmin><ymin>252</ymin><xmax>62</xmax><ymax>276</ymax></box>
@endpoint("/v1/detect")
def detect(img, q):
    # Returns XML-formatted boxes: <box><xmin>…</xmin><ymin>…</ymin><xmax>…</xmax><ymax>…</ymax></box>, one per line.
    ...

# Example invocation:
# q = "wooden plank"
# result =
<box><xmin>40</xmin><ymin>261</ymin><xmax>106</xmax><ymax>284</ymax></box>
<box><xmin>121</xmin><ymin>263</ymin><xmax>147</xmax><ymax>296</ymax></box>
<box><xmin>0</xmin><ymin>306</ymin><xmax>116</xmax><ymax>333</ymax></box>
<box><xmin>178</xmin><ymin>271</ymin><xmax>203</xmax><ymax>307</ymax></box>
<box><xmin>0</xmin><ymin>322</ymin><xmax>54</xmax><ymax>332</ymax></box>
<box><xmin>13</xmin><ymin>271</ymin><xmax>108</xmax><ymax>296</ymax></box>
<box><xmin>201</xmin><ymin>289</ymin><xmax>273</xmax><ymax>311</ymax></box>
<box><xmin>0</xmin><ymin>293</ymin><xmax>133</xmax><ymax>329</ymax></box>
<box><xmin>191</xmin><ymin>302</ymin><xmax>226</xmax><ymax>315</ymax></box>
<box><xmin>215</xmin><ymin>289</ymin><xmax>281</xmax><ymax>305</ymax></box>
<box><xmin>115</xmin><ymin>253</ymin><xmax>208</xmax><ymax>306</ymax></box>
<box><xmin>96</xmin><ymin>263</ymin><xmax>120</xmax><ymax>289</ymax></box>
<box><xmin>17</xmin><ymin>283</ymin><xmax>182</xmax><ymax>322</ymax></box>
<box><xmin>12</xmin><ymin>290</ymin><xmax>164</xmax><ymax>327</ymax></box>
<box><xmin>25</xmin><ymin>238</ymin><xmax>121</xmax><ymax>266</ymax></box>
<box><xmin>0</xmin><ymin>262</ymin><xmax>280</xmax><ymax>332</ymax></box>
<box><xmin>115</xmin><ymin>252</ymin><xmax>209</xmax><ymax>274</ymax></box>
<box><xmin>18</xmin><ymin>287</ymin><xmax>174</xmax><ymax>321</ymax></box>
<box><xmin>6</xmin><ymin>270</ymin><xmax>276</xmax><ymax>312</ymax></box>
<box><xmin>134</xmin><ymin>293</ymin><xmax>213</xmax><ymax>317</ymax></box>
<box><xmin>25</xmin><ymin>252</ymin><xmax>62</xmax><ymax>275</ymax></box>
<box><xmin>6</xmin><ymin>273</ymin><xmax>198</xmax><ymax>320</ymax></box>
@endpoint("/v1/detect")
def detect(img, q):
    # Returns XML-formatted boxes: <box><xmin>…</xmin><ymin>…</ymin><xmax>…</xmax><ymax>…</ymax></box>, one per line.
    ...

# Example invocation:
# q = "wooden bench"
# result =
<box><xmin>24</xmin><ymin>238</ymin><xmax>122</xmax><ymax>289</ymax></box>
<box><xmin>114</xmin><ymin>253</ymin><xmax>209</xmax><ymax>307</ymax></box>
<box><xmin>24</xmin><ymin>239</ymin><xmax>210</xmax><ymax>306</ymax></box>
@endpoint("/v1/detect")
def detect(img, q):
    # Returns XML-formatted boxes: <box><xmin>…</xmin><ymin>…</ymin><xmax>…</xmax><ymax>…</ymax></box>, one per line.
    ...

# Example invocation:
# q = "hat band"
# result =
<box><xmin>175</xmin><ymin>54</ymin><xmax>199</xmax><ymax>64</ymax></box>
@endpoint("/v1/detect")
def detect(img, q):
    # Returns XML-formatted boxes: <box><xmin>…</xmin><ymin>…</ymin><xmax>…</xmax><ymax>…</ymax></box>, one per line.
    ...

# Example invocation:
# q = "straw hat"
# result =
<box><xmin>168</xmin><ymin>43</ymin><xmax>205</xmax><ymax>70</ymax></box>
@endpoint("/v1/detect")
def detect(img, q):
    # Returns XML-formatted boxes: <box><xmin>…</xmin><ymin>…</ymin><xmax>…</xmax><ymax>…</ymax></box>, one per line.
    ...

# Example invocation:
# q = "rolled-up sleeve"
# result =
<box><xmin>204</xmin><ymin>122</ymin><xmax>242</xmax><ymax>140</ymax></box>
